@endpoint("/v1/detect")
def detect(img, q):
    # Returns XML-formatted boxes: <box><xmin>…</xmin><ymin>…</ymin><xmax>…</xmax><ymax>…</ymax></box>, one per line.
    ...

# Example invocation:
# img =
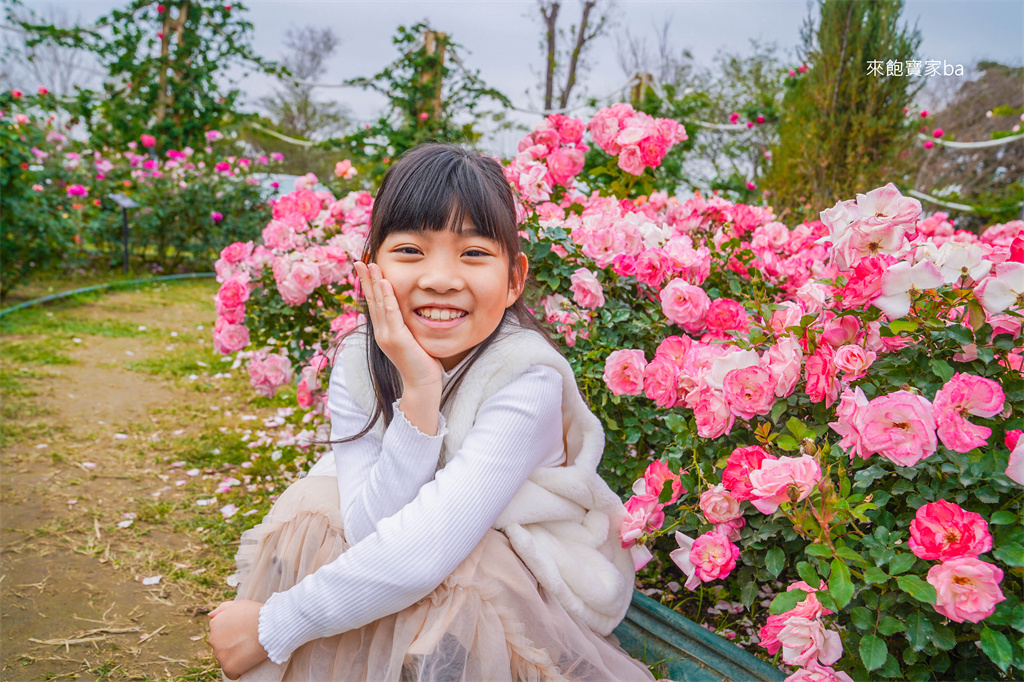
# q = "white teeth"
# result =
<box><xmin>417</xmin><ymin>308</ymin><xmax>467</xmax><ymax>321</ymax></box>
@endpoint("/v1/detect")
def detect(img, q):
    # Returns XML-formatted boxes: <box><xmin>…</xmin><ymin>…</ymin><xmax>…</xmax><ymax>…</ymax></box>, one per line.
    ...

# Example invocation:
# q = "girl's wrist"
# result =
<box><xmin>396</xmin><ymin>384</ymin><xmax>442</xmax><ymax>437</ymax></box>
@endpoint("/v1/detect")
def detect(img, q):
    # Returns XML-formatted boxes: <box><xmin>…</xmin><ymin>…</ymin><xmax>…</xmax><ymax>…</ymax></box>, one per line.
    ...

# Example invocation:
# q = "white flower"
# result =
<box><xmin>917</xmin><ymin>242</ymin><xmax>992</xmax><ymax>284</ymax></box>
<box><xmin>777</xmin><ymin>616</ymin><xmax>843</xmax><ymax>667</ymax></box>
<box><xmin>668</xmin><ymin>532</ymin><xmax>701</xmax><ymax>591</ymax></box>
<box><xmin>977</xmin><ymin>262</ymin><xmax>1024</xmax><ymax>314</ymax></box>
<box><xmin>706</xmin><ymin>348</ymin><xmax>760</xmax><ymax>391</ymax></box>
<box><xmin>873</xmin><ymin>260</ymin><xmax>944</xmax><ymax>318</ymax></box>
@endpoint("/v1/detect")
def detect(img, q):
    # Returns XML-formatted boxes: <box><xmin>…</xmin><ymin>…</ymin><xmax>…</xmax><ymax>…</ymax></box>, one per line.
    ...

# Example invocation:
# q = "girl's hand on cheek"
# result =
<box><xmin>354</xmin><ymin>261</ymin><xmax>443</xmax><ymax>389</ymax></box>
<box><xmin>208</xmin><ymin>600</ymin><xmax>268</xmax><ymax>679</ymax></box>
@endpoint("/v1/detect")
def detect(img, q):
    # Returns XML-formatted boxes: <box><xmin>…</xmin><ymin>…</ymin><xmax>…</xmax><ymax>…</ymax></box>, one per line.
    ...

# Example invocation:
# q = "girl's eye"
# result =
<box><xmin>464</xmin><ymin>250</ymin><xmax>489</xmax><ymax>257</ymax></box>
<box><xmin>396</xmin><ymin>247</ymin><xmax>421</xmax><ymax>255</ymax></box>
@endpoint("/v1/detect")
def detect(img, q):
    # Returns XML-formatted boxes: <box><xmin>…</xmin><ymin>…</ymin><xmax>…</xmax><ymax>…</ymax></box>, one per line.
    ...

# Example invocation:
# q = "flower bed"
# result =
<box><xmin>209</xmin><ymin>108</ymin><xmax>1023</xmax><ymax>681</ymax></box>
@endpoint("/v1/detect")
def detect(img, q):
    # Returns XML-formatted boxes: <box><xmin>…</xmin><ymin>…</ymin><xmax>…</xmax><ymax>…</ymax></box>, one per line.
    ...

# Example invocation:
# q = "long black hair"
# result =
<box><xmin>329</xmin><ymin>142</ymin><xmax>562</xmax><ymax>455</ymax></box>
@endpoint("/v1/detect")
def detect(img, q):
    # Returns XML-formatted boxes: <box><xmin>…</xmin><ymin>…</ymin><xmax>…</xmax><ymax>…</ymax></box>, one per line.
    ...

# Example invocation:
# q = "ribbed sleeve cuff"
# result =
<box><xmin>258</xmin><ymin>590</ymin><xmax>305</xmax><ymax>665</ymax></box>
<box><xmin>390</xmin><ymin>398</ymin><xmax>448</xmax><ymax>441</ymax></box>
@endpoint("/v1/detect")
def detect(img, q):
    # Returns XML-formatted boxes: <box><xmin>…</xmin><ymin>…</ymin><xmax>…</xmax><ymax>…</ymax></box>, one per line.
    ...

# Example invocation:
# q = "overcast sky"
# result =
<box><xmin>16</xmin><ymin>0</ymin><xmax>1024</xmax><ymax>155</ymax></box>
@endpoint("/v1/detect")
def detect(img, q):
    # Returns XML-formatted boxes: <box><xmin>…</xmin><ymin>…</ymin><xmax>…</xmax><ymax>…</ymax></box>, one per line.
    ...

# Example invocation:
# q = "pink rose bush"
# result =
<box><xmin>233</xmin><ymin>105</ymin><xmax>1023</xmax><ymax>679</ymax></box>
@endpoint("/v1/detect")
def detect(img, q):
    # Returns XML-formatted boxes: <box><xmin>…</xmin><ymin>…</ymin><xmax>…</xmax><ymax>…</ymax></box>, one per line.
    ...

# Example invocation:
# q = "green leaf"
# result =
<box><xmin>989</xmin><ymin>510</ymin><xmax>1017</xmax><ymax>525</ymax></box>
<box><xmin>770</xmin><ymin>400</ymin><xmax>788</xmax><ymax>424</ymax></box>
<box><xmin>829</xmin><ymin>559</ymin><xmax>854</xmax><ymax>609</ymax></box>
<box><xmin>850</xmin><ymin>606</ymin><xmax>873</xmax><ymax>630</ymax></box>
<box><xmin>929</xmin><ymin>358</ymin><xmax>954</xmax><ymax>382</ymax></box>
<box><xmin>805</xmin><ymin>544</ymin><xmax>832</xmax><ymax>558</ymax></box>
<box><xmin>896</xmin><ymin>575</ymin><xmax>937</xmax><ymax>604</ymax></box>
<box><xmin>904</xmin><ymin>611</ymin><xmax>935</xmax><ymax>651</ymax></box>
<box><xmin>889</xmin><ymin>319</ymin><xmax>918</xmax><ymax>334</ymax></box>
<box><xmin>979</xmin><ymin>627</ymin><xmax>1013</xmax><ymax>672</ymax></box>
<box><xmin>932</xmin><ymin>623</ymin><xmax>956</xmax><ymax>650</ymax></box>
<box><xmin>945</xmin><ymin>324</ymin><xmax>974</xmax><ymax>346</ymax></box>
<box><xmin>888</xmin><ymin>553</ymin><xmax>917</xmax><ymax>575</ymax></box>
<box><xmin>864</xmin><ymin>567</ymin><xmax>889</xmax><ymax>584</ymax></box>
<box><xmin>993</xmin><ymin>542</ymin><xmax>1024</xmax><ymax>567</ymax></box>
<box><xmin>860</xmin><ymin>634</ymin><xmax>888</xmax><ymax>671</ymax></box>
<box><xmin>775</xmin><ymin>434</ymin><xmax>799</xmax><ymax>451</ymax></box>
<box><xmin>663</xmin><ymin>414</ymin><xmax>689</xmax><ymax>434</ymax></box>
<box><xmin>765</xmin><ymin>547</ymin><xmax>786</xmax><ymax>579</ymax></box>
<box><xmin>740</xmin><ymin>579</ymin><xmax>759</xmax><ymax>609</ymax></box>
<box><xmin>796</xmin><ymin>561</ymin><xmax>820</xmax><ymax>587</ymax></box>
<box><xmin>768</xmin><ymin>589</ymin><xmax>807</xmax><ymax>615</ymax></box>
<box><xmin>835</xmin><ymin>547</ymin><xmax>868</xmax><ymax>565</ymax></box>
<box><xmin>878</xmin><ymin>615</ymin><xmax>906</xmax><ymax>636</ymax></box>
<box><xmin>786</xmin><ymin>416</ymin><xmax>809</xmax><ymax>439</ymax></box>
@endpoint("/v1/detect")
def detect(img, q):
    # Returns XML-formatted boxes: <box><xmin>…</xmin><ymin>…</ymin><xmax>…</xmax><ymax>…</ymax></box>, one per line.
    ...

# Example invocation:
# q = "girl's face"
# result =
<box><xmin>375</xmin><ymin>219</ymin><xmax>528</xmax><ymax>372</ymax></box>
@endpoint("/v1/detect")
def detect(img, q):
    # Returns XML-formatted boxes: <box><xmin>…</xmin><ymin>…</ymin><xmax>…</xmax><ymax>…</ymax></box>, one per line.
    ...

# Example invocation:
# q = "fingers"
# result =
<box><xmin>209</xmin><ymin>601</ymin><xmax>232</xmax><ymax>618</ymax></box>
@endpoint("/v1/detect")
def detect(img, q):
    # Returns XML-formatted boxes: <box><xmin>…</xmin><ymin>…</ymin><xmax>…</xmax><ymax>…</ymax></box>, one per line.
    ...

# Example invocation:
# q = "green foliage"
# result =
<box><xmin>767</xmin><ymin>0</ymin><xmax>923</xmax><ymax>219</ymax></box>
<box><xmin>0</xmin><ymin>91</ymin><xmax>280</xmax><ymax>295</ymax></box>
<box><xmin>14</xmin><ymin>0</ymin><xmax>279</xmax><ymax>151</ymax></box>
<box><xmin>323</xmin><ymin>23</ymin><xmax>512</xmax><ymax>185</ymax></box>
<box><xmin>0</xmin><ymin>91</ymin><xmax>81</xmax><ymax>297</ymax></box>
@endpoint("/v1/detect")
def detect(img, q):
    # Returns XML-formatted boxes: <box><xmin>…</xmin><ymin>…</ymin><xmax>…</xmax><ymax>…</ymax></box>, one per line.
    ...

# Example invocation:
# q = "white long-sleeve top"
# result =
<box><xmin>257</xmin><ymin>355</ymin><xmax>566</xmax><ymax>664</ymax></box>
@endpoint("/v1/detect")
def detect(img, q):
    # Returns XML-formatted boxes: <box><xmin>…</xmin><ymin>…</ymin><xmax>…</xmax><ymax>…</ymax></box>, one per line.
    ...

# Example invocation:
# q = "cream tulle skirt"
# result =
<box><xmin>230</xmin><ymin>475</ymin><xmax>656</xmax><ymax>682</ymax></box>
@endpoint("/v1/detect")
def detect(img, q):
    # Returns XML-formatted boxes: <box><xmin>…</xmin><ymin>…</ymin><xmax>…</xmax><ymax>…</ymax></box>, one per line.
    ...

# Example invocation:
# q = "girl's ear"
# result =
<box><xmin>507</xmin><ymin>253</ymin><xmax>529</xmax><ymax>306</ymax></box>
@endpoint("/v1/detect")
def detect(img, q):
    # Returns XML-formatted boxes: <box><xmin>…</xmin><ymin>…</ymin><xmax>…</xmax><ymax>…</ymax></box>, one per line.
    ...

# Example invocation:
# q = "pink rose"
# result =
<box><xmin>691</xmin><ymin>385</ymin><xmax>735</xmax><ymax>439</ymax></box>
<box><xmin>569</xmin><ymin>267</ymin><xmax>605</xmax><ymax>309</ymax></box>
<box><xmin>927</xmin><ymin>557</ymin><xmax>1006</xmax><ymax>623</ymax></box>
<box><xmin>722</xmin><ymin>445</ymin><xmax>775</xmax><ymax>501</ymax></box>
<box><xmin>804</xmin><ymin>344</ymin><xmax>838</xmax><ymax>407</ymax></box>
<box><xmin>699</xmin><ymin>484</ymin><xmax>741</xmax><ymax>523</ymax></box>
<box><xmin>296</xmin><ymin>378</ymin><xmax>314</xmax><ymax>408</ymax></box>
<box><xmin>292</xmin><ymin>189</ymin><xmax>322</xmax><ymax>221</ymax></box>
<box><xmin>909</xmin><ymin>499</ymin><xmax>993</xmax><ymax>560</ymax></box>
<box><xmin>748</xmin><ymin>455</ymin><xmax>822</xmax><ymax>514</ymax></box>
<box><xmin>777</xmin><ymin>617</ymin><xmax>843</xmax><ymax>667</ymax></box>
<box><xmin>933</xmin><ymin>373</ymin><xmax>1005</xmax><ymax>453</ymax></box>
<box><xmin>618</xmin><ymin>494</ymin><xmax>665</xmax><ymax>548</ymax></box>
<box><xmin>216</xmin><ymin>275</ymin><xmax>250</xmax><ymax>309</ymax></box>
<box><xmin>669</xmin><ymin>532</ymin><xmax>701</xmax><ymax>590</ymax></box>
<box><xmin>643</xmin><ymin>354</ymin><xmax>683</xmax><ymax>408</ymax></box>
<box><xmin>216</xmin><ymin>301</ymin><xmax>245</xmax><ymax>325</ymax></box>
<box><xmin>784</xmin><ymin>662</ymin><xmax>854</xmax><ymax>682</ymax></box>
<box><xmin>705</xmin><ymin>298</ymin><xmax>750</xmax><ymax>337</ymax></box>
<box><xmin>722</xmin><ymin>366</ymin><xmax>775</xmax><ymax>420</ymax></box>
<box><xmin>819</xmin><ymin>315</ymin><xmax>861</xmax><ymax>347</ymax></box>
<box><xmin>546</xmin><ymin>147</ymin><xmax>585</xmax><ymax>185</ymax></box>
<box><xmin>277</xmin><ymin>261</ymin><xmax>322</xmax><ymax>306</ymax></box>
<box><xmin>660</xmin><ymin>278</ymin><xmax>711</xmax><ymax>332</ymax></box>
<box><xmin>689</xmin><ymin>531</ymin><xmax>739</xmax><ymax>582</ymax></box>
<box><xmin>829</xmin><ymin>387</ymin><xmax>870</xmax><ymax>460</ymax></box>
<box><xmin>714</xmin><ymin>517</ymin><xmax>746</xmax><ymax>542</ymax></box>
<box><xmin>220</xmin><ymin>240</ymin><xmax>254</xmax><ymax>264</ymax></box>
<box><xmin>634</xmin><ymin>248</ymin><xmax>672</xmax><ymax>289</ymax></box>
<box><xmin>655</xmin><ymin>335</ymin><xmax>692</xmax><ymax>365</ymax></box>
<box><xmin>617</xmin><ymin>144</ymin><xmax>646</xmax><ymax>175</ymax></box>
<box><xmin>1009</xmin><ymin>436</ymin><xmax>1024</xmax><ymax>485</ymax></box>
<box><xmin>262</xmin><ymin>219</ymin><xmax>297</xmax><ymax>251</ymax></box>
<box><xmin>766</xmin><ymin>335</ymin><xmax>804</xmax><ymax>398</ymax></box>
<box><xmin>603</xmin><ymin>349</ymin><xmax>647</xmax><ymax>395</ymax></box>
<box><xmin>833</xmin><ymin>344</ymin><xmax>875</xmax><ymax>381</ymax></box>
<box><xmin>635</xmin><ymin>459</ymin><xmax>685</xmax><ymax>504</ymax></box>
<box><xmin>250</xmin><ymin>352</ymin><xmax>293</xmax><ymax>398</ymax></box>
<box><xmin>557</xmin><ymin>117</ymin><xmax>585</xmax><ymax>144</ymax></box>
<box><xmin>859</xmin><ymin>391</ymin><xmax>937</xmax><ymax>467</ymax></box>
<box><xmin>212</xmin><ymin>321</ymin><xmax>249</xmax><ymax>355</ymax></box>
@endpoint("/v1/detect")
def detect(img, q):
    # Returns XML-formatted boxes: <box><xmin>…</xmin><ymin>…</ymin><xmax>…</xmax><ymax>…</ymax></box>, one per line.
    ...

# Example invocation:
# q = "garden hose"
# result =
<box><xmin>0</xmin><ymin>273</ymin><xmax>215</xmax><ymax>319</ymax></box>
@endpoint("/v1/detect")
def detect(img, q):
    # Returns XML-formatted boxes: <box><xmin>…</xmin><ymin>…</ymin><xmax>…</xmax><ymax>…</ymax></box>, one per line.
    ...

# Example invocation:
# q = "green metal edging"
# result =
<box><xmin>615</xmin><ymin>590</ymin><xmax>785</xmax><ymax>682</ymax></box>
<box><xmin>0</xmin><ymin>273</ymin><xmax>216</xmax><ymax>319</ymax></box>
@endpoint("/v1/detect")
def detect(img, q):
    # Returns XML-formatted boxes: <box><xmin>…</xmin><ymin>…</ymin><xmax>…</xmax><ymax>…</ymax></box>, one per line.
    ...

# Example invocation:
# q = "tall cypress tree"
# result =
<box><xmin>767</xmin><ymin>0</ymin><xmax>923</xmax><ymax>217</ymax></box>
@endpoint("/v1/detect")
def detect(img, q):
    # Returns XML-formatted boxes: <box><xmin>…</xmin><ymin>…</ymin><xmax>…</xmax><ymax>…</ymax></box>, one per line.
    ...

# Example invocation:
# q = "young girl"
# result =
<box><xmin>208</xmin><ymin>143</ymin><xmax>656</xmax><ymax>681</ymax></box>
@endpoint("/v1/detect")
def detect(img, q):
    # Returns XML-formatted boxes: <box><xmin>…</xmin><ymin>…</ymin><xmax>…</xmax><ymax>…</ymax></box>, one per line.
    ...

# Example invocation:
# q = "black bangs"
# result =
<box><xmin>368</xmin><ymin>143</ymin><xmax>517</xmax><ymax>257</ymax></box>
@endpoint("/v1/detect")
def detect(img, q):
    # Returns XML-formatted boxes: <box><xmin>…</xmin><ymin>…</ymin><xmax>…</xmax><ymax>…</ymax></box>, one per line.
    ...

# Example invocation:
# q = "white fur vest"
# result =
<box><xmin>338</xmin><ymin>319</ymin><xmax>635</xmax><ymax>636</ymax></box>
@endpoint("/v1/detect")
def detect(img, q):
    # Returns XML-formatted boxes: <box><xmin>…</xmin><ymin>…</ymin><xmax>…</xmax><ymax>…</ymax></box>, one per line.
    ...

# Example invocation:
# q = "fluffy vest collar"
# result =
<box><xmin>339</xmin><ymin>319</ymin><xmax>634</xmax><ymax>635</ymax></box>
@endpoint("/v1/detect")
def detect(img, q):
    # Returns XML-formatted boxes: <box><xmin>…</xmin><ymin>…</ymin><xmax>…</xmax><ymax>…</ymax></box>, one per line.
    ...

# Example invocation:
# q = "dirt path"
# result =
<box><xmin>2</xmin><ymin>282</ymin><xmax>236</xmax><ymax>681</ymax></box>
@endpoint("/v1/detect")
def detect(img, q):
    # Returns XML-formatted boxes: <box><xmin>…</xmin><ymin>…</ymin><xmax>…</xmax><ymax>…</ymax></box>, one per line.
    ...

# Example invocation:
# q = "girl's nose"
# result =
<box><xmin>417</xmin><ymin>259</ymin><xmax>465</xmax><ymax>293</ymax></box>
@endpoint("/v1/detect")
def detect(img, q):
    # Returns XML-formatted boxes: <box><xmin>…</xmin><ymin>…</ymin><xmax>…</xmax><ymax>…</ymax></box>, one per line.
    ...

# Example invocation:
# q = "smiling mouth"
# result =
<box><xmin>415</xmin><ymin>308</ymin><xmax>468</xmax><ymax>321</ymax></box>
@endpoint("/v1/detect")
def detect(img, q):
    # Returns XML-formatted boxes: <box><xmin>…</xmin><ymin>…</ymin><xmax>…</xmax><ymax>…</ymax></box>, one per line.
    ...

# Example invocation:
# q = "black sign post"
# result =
<box><xmin>107</xmin><ymin>193</ymin><xmax>139</xmax><ymax>274</ymax></box>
